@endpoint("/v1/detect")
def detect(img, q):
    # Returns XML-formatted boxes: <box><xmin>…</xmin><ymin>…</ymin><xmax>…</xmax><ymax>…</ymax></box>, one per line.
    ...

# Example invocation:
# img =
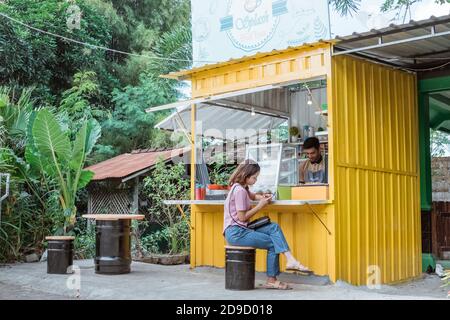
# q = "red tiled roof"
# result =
<box><xmin>85</xmin><ymin>147</ymin><xmax>189</xmax><ymax>181</ymax></box>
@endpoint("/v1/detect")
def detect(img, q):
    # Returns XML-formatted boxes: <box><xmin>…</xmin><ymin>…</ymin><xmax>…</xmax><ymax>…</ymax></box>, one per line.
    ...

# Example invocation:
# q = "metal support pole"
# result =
<box><xmin>0</xmin><ymin>173</ymin><xmax>11</xmax><ymax>223</ymax></box>
<box><xmin>132</xmin><ymin>177</ymin><xmax>139</xmax><ymax>214</ymax></box>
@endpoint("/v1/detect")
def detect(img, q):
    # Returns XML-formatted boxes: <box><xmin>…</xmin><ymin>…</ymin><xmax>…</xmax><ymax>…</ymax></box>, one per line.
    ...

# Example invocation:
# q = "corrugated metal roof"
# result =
<box><xmin>333</xmin><ymin>14</ymin><xmax>450</xmax><ymax>71</ymax></box>
<box><xmin>162</xmin><ymin>40</ymin><xmax>336</xmax><ymax>80</ymax></box>
<box><xmin>85</xmin><ymin>147</ymin><xmax>189</xmax><ymax>181</ymax></box>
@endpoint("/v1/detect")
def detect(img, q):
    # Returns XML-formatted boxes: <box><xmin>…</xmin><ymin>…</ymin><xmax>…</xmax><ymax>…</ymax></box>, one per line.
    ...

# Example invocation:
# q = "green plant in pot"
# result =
<box><xmin>27</xmin><ymin>108</ymin><xmax>100</xmax><ymax>274</ymax></box>
<box><xmin>142</xmin><ymin>161</ymin><xmax>190</xmax><ymax>264</ymax></box>
<box><xmin>289</xmin><ymin>126</ymin><xmax>299</xmax><ymax>142</ymax></box>
<box><xmin>207</xmin><ymin>159</ymin><xmax>235</xmax><ymax>190</ymax></box>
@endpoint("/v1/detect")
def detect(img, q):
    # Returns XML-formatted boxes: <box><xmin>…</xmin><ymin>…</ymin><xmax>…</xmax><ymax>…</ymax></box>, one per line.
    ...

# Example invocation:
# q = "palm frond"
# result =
<box><xmin>329</xmin><ymin>0</ymin><xmax>361</xmax><ymax>17</ymax></box>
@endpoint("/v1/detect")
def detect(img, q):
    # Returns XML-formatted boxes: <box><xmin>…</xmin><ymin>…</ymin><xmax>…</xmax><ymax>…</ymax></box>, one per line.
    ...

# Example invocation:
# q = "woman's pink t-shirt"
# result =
<box><xmin>223</xmin><ymin>183</ymin><xmax>254</xmax><ymax>233</ymax></box>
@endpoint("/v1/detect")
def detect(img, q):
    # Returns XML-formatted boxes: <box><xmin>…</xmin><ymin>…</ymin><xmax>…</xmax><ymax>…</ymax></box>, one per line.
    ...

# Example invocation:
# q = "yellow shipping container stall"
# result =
<box><xmin>152</xmin><ymin>42</ymin><xmax>421</xmax><ymax>286</ymax></box>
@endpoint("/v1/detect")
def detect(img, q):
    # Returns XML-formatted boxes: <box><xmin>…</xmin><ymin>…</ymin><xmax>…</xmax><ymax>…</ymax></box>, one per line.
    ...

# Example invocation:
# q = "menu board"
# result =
<box><xmin>245</xmin><ymin>144</ymin><xmax>282</xmax><ymax>196</ymax></box>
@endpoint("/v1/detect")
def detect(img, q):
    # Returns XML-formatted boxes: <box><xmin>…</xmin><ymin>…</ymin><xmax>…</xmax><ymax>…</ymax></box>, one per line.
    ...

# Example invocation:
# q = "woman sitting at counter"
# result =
<box><xmin>223</xmin><ymin>159</ymin><xmax>313</xmax><ymax>290</ymax></box>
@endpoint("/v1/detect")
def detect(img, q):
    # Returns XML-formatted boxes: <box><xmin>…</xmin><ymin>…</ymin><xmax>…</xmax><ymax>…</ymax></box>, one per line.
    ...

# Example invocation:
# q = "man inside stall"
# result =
<box><xmin>299</xmin><ymin>137</ymin><xmax>328</xmax><ymax>184</ymax></box>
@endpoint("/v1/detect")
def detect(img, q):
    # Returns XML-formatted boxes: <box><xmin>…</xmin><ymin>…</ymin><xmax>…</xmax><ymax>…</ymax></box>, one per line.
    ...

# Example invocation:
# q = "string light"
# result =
<box><xmin>0</xmin><ymin>12</ymin><xmax>217</xmax><ymax>64</ymax></box>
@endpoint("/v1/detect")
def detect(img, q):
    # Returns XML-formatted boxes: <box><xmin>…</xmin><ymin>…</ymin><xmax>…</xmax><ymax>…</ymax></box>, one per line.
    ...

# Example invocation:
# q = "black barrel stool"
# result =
<box><xmin>225</xmin><ymin>245</ymin><xmax>256</xmax><ymax>290</ymax></box>
<box><xmin>45</xmin><ymin>236</ymin><xmax>75</xmax><ymax>274</ymax></box>
<box><xmin>82</xmin><ymin>214</ymin><xmax>144</xmax><ymax>275</ymax></box>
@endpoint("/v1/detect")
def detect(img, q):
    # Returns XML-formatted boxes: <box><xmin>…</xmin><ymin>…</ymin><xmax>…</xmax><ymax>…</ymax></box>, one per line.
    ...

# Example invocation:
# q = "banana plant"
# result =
<box><xmin>26</xmin><ymin>108</ymin><xmax>101</xmax><ymax>235</ymax></box>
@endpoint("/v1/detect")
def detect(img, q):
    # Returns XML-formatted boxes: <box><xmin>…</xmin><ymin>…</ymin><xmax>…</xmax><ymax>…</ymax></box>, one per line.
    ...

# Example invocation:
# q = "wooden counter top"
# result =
<box><xmin>45</xmin><ymin>236</ymin><xmax>75</xmax><ymax>240</ymax></box>
<box><xmin>82</xmin><ymin>214</ymin><xmax>145</xmax><ymax>220</ymax></box>
<box><xmin>163</xmin><ymin>200</ymin><xmax>331</xmax><ymax>206</ymax></box>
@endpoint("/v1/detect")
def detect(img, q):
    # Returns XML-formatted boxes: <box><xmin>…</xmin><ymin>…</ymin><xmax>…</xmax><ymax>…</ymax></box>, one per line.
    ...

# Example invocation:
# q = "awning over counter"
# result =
<box><xmin>154</xmin><ymin>102</ymin><xmax>287</xmax><ymax>141</ymax></box>
<box><xmin>150</xmin><ymin>83</ymin><xmax>292</xmax><ymax>141</ymax></box>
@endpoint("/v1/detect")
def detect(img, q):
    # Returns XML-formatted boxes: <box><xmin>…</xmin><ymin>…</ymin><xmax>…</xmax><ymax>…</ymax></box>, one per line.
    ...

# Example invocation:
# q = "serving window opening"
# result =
<box><xmin>154</xmin><ymin>78</ymin><xmax>329</xmax><ymax>202</ymax></box>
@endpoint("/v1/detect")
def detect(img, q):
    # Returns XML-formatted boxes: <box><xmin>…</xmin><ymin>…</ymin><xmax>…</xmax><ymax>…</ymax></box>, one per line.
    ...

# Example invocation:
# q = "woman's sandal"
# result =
<box><xmin>260</xmin><ymin>280</ymin><xmax>292</xmax><ymax>290</ymax></box>
<box><xmin>285</xmin><ymin>262</ymin><xmax>314</xmax><ymax>276</ymax></box>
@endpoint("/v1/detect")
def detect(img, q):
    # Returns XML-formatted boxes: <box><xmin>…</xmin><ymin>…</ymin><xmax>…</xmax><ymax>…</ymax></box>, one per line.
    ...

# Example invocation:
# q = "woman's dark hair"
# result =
<box><xmin>228</xmin><ymin>159</ymin><xmax>260</xmax><ymax>188</ymax></box>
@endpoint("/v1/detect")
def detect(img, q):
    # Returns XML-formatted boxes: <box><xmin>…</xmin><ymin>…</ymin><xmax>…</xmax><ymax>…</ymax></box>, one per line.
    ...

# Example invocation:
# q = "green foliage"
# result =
<box><xmin>330</xmin><ymin>0</ymin><xmax>448</xmax><ymax>18</ymax></box>
<box><xmin>0</xmin><ymin>0</ymin><xmax>192</xmax><ymax>262</ymax></box>
<box><xmin>143</xmin><ymin>161</ymin><xmax>190</xmax><ymax>254</ymax></box>
<box><xmin>0</xmin><ymin>88</ymin><xmax>62</xmax><ymax>262</ymax></box>
<box><xmin>0</xmin><ymin>186</ymin><xmax>55</xmax><ymax>262</ymax></box>
<box><xmin>98</xmin><ymin>24</ymin><xmax>192</xmax><ymax>156</ymax></box>
<box><xmin>329</xmin><ymin>0</ymin><xmax>361</xmax><ymax>17</ymax></box>
<box><xmin>110</xmin><ymin>0</ymin><xmax>190</xmax><ymax>36</ymax></box>
<box><xmin>289</xmin><ymin>126</ymin><xmax>299</xmax><ymax>136</ymax></box>
<box><xmin>73</xmin><ymin>220</ymin><xmax>96</xmax><ymax>259</ymax></box>
<box><xmin>1</xmin><ymin>0</ymin><xmax>192</xmax><ymax>160</ymax></box>
<box><xmin>208</xmin><ymin>163</ymin><xmax>234</xmax><ymax>186</ymax></box>
<box><xmin>140</xmin><ymin>219</ymin><xmax>189</xmax><ymax>255</ymax></box>
<box><xmin>431</xmin><ymin>129</ymin><xmax>450</xmax><ymax>157</ymax></box>
<box><xmin>0</xmin><ymin>0</ymin><xmax>114</xmax><ymax>103</ymax></box>
<box><xmin>207</xmin><ymin>153</ymin><xmax>236</xmax><ymax>185</ymax></box>
<box><xmin>28</xmin><ymin>108</ymin><xmax>101</xmax><ymax>235</ymax></box>
<box><xmin>0</xmin><ymin>87</ymin><xmax>34</xmax><ymax>151</ymax></box>
<box><xmin>59</xmin><ymin>71</ymin><xmax>107</xmax><ymax>136</ymax></box>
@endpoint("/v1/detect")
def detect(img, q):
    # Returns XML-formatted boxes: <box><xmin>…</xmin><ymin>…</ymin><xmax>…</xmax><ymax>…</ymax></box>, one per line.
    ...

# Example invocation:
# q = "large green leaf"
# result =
<box><xmin>70</xmin><ymin>122</ymin><xmax>87</xmax><ymax>171</ymax></box>
<box><xmin>77</xmin><ymin>170</ymin><xmax>94</xmax><ymax>189</ymax></box>
<box><xmin>0</xmin><ymin>147</ymin><xmax>28</xmax><ymax>178</ymax></box>
<box><xmin>70</xmin><ymin>119</ymin><xmax>101</xmax><ymax>171</ymax></box>
<box><xmin>25</xmin><ymin>146</ymin><xmax>56</xmax><ymax>177</ymax></box>
<box><xmin>32</xmin><ymin>109</ymin><xmax>71</xmax><ymax>163</ymax></box>
<box><xmin>85</xmin><ymin>119</ymin><xmax>101</xmax><ymax>156</ymax></box>
<box><xmin>0</xmin><ymin>97</ymin><xmax>6</xmax><ymax>108</ymax></box>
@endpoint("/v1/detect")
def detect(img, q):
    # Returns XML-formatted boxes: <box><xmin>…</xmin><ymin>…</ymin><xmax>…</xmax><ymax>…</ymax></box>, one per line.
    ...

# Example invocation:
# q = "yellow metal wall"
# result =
<box><xmin>190</xmin><ymin>204</ymin><xmax>335</xmax><ymax>278</ymax></box>
<box><xmin>191</xmin><ymin>45</ymin><xmax>330</xmax><ymax>98</ymax></box>
<box><xmin>331</xmin><ymin>55</ymin><xmax>421</xmax><ymax>285</ymax></box>
<box><xmin>188</xmin><ymin>44</ymin><xmax>337</xmax><ymax>282</ymax></box>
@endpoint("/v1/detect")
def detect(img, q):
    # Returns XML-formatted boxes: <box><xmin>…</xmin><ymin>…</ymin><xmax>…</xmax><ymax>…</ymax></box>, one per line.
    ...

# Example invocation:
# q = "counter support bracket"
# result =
<box><xmin>305</xmin><ymin>202</ymin><xmax>332</xmax><ymax>235</ymax></box>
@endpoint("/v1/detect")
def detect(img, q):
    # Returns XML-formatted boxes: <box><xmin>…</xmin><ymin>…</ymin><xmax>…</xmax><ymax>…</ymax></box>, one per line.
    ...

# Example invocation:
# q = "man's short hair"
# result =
<box><xmin>303</xmin><ymin>137</ymin><xmax>320</xmax><ymax>150</ymax></box>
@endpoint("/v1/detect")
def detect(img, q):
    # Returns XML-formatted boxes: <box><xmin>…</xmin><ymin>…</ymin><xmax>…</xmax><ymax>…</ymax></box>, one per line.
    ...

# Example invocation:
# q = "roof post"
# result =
<box><xmin>132</xmin><ymin>177</ymin><xmax>139</xmax><ymax>214</ymax></box>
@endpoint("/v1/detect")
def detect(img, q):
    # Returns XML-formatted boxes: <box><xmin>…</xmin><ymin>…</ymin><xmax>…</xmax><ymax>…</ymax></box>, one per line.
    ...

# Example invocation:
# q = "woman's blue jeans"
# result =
<box><xmin>224</xmin><ymin>223</ymin><xmax>290</xmax><ymax>277</ymax></box>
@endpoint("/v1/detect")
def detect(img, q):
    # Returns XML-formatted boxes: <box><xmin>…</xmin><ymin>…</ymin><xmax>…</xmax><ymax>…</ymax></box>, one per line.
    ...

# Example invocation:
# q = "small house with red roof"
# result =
<box><xmin>84</xmin><ymin>147</ymin><xmax>190</xmax><ymax>215</ymax></box>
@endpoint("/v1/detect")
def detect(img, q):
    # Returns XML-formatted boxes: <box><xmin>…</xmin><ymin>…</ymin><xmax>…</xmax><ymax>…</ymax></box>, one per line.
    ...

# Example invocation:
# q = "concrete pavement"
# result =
<box><xmin>0</xmin><ymin>260</ymin><xmax>447</xmax><ymax>300</ymax></box>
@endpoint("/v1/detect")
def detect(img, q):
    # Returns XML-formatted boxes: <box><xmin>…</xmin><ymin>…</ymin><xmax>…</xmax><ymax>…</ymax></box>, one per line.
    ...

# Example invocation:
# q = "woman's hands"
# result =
<box><xmin>257</xmin><ymin>193</ymin><xmax>273</xmax><ymax>208</ymax></box>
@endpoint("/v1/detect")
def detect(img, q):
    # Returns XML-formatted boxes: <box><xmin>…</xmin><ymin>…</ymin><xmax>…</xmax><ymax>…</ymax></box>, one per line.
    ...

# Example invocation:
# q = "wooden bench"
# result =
<box><xmin>224</xmin><ymin>245</ymin><xmax>256</xmax><ymax>290</ymax></box>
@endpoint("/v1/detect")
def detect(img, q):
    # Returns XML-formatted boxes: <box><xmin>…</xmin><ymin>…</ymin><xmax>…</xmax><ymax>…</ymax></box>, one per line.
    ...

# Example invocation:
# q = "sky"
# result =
<box><xmin>330</xmin><ymin>0</ymin><xmax>450</xmax><ymax>37</ymax></box>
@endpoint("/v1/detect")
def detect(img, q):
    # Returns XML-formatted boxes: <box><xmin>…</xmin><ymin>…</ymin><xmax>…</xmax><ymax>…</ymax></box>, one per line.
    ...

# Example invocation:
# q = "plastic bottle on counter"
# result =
<box><xmin>308</xmin><ymin>126</ymin><xmax>315</xmax><ymax>137</ymax></box>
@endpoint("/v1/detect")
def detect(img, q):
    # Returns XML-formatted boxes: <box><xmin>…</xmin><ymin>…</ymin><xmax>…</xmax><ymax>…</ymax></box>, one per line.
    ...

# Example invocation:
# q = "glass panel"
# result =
<box><xmin>279</xmin><ymin>144</ymin><xmax>298</xmax><ymax>185</ymax></box>
<box><xmin>246</xmin><ymin>144</ymin><xmax>282</xmax><ymax>195</ymax></box>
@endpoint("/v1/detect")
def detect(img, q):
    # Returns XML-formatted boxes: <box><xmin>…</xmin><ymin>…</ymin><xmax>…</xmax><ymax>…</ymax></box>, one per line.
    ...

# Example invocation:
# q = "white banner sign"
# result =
<box><xmin>192</xmin><ymin>0</ymin><xmax>331</xmax><ymax>67</ymax></box>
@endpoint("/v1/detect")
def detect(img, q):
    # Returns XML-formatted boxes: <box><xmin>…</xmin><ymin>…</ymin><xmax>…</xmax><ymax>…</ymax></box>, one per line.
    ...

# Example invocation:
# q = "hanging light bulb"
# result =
<box><xmin>307</xmin><ymin>93</ymin><xmax>313</xmax><ymax>106</ymax></box>
<box><xmin>304</xmin><ymin>83</ymin><xmax>313</xmax><ymax>106</ymax></box>
<box><xmin>251</xmin><ymin>106</ymin><xmax>255</xmax><ymax>116</ymax></box>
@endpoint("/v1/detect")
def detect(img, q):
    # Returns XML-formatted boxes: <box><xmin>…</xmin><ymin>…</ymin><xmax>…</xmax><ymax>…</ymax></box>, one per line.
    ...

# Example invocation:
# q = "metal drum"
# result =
<box><xmin>47</xmin><ymin>239</ymin><xmax>73</xmax><ymax>274</ymax></box>
<box><xmin>225</xmin><ymin>247</ymin><xmax>255</xmax><ymax>290</ymax></box>
<box><xmin>95</xmin><ymin>220</ymin><xmax>131</xmax><ymax>274</ymax></box>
